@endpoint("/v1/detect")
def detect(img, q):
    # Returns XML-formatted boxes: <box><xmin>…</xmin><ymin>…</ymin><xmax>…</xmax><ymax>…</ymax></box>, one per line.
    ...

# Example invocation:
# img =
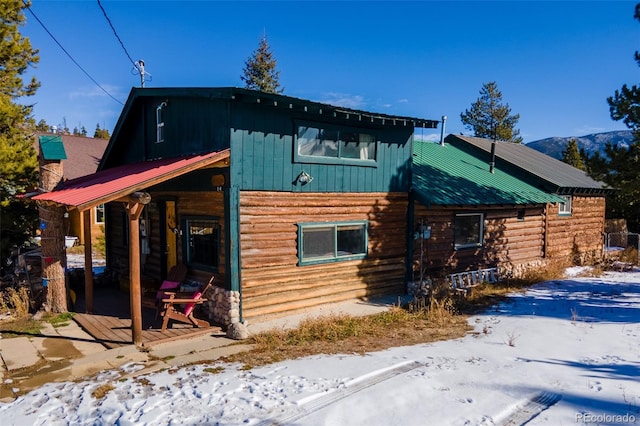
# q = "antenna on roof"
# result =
<box><xmin>134</xmin><ymin>60</ymin><xmax>152</xmax><ymax>88</ymax></box>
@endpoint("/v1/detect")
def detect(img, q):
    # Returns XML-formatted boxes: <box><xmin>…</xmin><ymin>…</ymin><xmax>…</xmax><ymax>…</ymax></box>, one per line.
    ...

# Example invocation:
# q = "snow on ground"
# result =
<box><xmin>2</xmin><ymin>270</ymin><xmax>640</xmax><ymax>425</ymax></box>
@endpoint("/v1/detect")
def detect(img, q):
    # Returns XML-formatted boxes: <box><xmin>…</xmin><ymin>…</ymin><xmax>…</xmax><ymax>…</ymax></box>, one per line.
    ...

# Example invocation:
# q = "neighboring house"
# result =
<box><xmin>34</xmin><ymin>87</ymin><xmax>439</xmax><ymax>332</ymax></box>
<box><xmin>410</xmin><ymin>139</ymin><xmax>566</xmax><ymax>281</ymax></box>
<box><xmin>36</xmin><ymin>133</ymin><xmax>109</xmax><ymax>245</ymax></box>
<box><xmin>444</xmin><ymin>134</ymin><xmax>610</xmax><ymax>268</ymax></box>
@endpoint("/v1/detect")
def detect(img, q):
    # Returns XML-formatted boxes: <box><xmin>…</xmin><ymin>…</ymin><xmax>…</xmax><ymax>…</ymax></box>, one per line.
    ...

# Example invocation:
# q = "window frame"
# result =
<box><xmin>297</xmin><ymin>221</ymin><xmax>368</xmax><ymax>265</ymax></box>
<box><xmin>293</xmin><ymin>121</ymin><xmax>378</xmax><ymax>167</ymax></box>
<box><xmin>181</xmin><ymin>216</ymin><xmax>220</xmax><ymax>272</ymax></box>
<box><xmin>95</xmin><ymin>203</ymin><xmax>105</xmax><ymax>224</ymax></box>
<box><xmin>558</xmin><ymin>195</ymin><xmax>572</xmax><ymax>216</ymax></box>
<box><xmin>454</xmin><ymin>213</ymin><xmax>484</xmax><ymax>250</ymax></box>
<box><xmin>156</xmin><ymin>102</ymin><xmax>167</xmax><ymax>143</ymax></box>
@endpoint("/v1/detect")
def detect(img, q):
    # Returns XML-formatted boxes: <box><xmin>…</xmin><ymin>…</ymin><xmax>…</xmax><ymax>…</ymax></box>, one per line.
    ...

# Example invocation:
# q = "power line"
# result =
<box><xmin>23</xmin><ymin>1</ymin><xmax>124</xmax><ymax>106</ymax></box>
<box><xmin>96</xmin><ymin>0</ymin><xmax>137</xmax><ymax>69</ymax></box>
<box><xmin>97</xmin><ymin>0</ymin><xmax>150</xmax><ymax>87</ymax></box>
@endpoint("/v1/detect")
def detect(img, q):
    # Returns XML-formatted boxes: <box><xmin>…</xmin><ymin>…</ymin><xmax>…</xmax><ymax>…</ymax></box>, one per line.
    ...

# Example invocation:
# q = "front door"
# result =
<box><xmin>160</xmin><ymin>200</ymin><xmax>178</xmax><ymax>279</ymax></box>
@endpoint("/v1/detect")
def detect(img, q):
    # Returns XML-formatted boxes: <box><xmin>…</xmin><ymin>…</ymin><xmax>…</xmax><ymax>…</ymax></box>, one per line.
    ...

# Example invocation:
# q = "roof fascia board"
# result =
<box><xmin>76</xmin><ymin>150</ymin><xmax>229</xmax><ymax>211</ymax></box>
<box><xmin>37</xmin><ymin>150</ymin><xmax>229</xmax><ymax>212</ymax></box>
<box><xmin>98</xmin><ymin>86</ymin><xmax>136</xmax><ymax>171</ymax></box>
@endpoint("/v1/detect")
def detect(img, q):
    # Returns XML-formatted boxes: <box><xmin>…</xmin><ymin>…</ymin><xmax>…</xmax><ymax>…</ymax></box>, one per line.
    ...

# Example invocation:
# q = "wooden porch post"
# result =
<box><xmin>82</xmin><ymin>209</ymin><xmax>94</xmax><ymax>313</ymax></box>
<box><xmin>124</xmin><ymin>192</ymin><xmax>151</xmax><ymax>346</ymax></box>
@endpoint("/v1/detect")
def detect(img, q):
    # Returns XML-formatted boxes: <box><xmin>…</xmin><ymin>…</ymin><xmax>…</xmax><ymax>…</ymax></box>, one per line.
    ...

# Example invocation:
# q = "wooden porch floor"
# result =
<box><xmin>73</xmin><ymin>286</ymin><xmax>224</xmax><ymax>348</ymax></box>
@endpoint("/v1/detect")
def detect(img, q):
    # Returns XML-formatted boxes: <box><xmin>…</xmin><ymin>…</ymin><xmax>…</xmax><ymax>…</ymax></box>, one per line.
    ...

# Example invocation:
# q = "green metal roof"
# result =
<box><xmin>412</xmin><ymin>141</ymin><xmax>565</xmax><ymax>207</ymax></box>
<box><xmin>38</xmin><ymin>135</ymin><xmax>67</xmax><ymax>160</ymax></box>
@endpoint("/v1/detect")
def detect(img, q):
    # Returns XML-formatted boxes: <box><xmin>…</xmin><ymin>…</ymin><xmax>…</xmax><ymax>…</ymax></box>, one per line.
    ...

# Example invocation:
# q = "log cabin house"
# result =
<box><xmin>447</xmin><ymin>134</ymin><xmax>610</xmax><ymax>265</ymax></box>
<box><xmin>409</xmin><ymin>135</ymin><xmax>610</xmax><ymax>289</ymax></box>
<box><xmin>34</xmin><ymin>87</ymin><xmax>440</xmax><ymax>341</ymax></box>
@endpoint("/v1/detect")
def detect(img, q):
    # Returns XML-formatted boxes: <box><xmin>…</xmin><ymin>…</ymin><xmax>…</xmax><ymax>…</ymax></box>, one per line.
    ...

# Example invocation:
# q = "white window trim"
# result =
<box><xmin>156</xmin><ymin>102</ymin><xmax>167</xmax><ymax>143</ymax></box>
<box><xmin>558</xmin><ymin>195</ymin><xmax>572</xmax><ymax>215</ymax></box>
<box><xmin>94</xmin><ymin>204</ymin><xmax>105</xmax><ymax>224</ymax></box>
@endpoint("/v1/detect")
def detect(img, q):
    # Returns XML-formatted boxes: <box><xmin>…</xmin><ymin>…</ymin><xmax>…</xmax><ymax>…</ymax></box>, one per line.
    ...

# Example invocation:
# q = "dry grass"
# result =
<box><xmin>618</xmin><ymin>247</ymin><xmax>639</xmax><ymax>265</ymax></box>
<box><xmin>456</xmin><ymin>259</ymin><xmax>569</xmax><ymax>314</ymax></box>
<box><xmin>91</xmin><ymin>383</ymin><xmax>115</xmax><ymax>399</ymax></box>
<box><xmin>0</xmin><ymin>287</ymin><xmax>30</xmax><ymax>317</ymax></box>
<box><xmin>224</xmin><ymin>261</ymin><xmax>576</xmax><ymax>369</ymax></box>
<box><xmin>224</xmin><ymin>300</ymin><xmax>469</xmax><ymax>369</ymax></box>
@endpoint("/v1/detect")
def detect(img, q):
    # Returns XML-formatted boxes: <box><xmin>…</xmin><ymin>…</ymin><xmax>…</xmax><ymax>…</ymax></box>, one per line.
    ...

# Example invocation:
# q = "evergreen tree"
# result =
<box><xmin>585</xmin><ymin>3</ymin><xmax>640</xmax><ymax>231</ymax></box>
<box><xmin>460</xmin><ymin>81</ymin><xmax>523</xmax><ymax>143</ymax></box>
<box><xmin>0</xmin><ymin>0</ymin><xmax>40</xmax><ymax>273</ymax></box>
<box><xmin>81</xmin><ymin>125</ymin><xmax>87</xmax><ymax>136</ymax></box>
<box><xmin>240</xmin><ymin>35</ymin><xmax>283</xmax><ymax>94</ymax></box>
<box><xmin>35</xmin><ymin>118</ymin><xmax>50</xmax><ymax>132</ymax></box>
<box><xmin>93</xmin><ymin>123</ymin><xmax>110</xmax><ymax>139</ymax></box>
<box><xmin>561</xmin><ymin>139</ymin><xmax>586</xmax><ymax>170</ymax></box>
<box><xmin>607</xmin><ymin>3</ymin><xmax>640</xmax><ymax>140</ymax></box>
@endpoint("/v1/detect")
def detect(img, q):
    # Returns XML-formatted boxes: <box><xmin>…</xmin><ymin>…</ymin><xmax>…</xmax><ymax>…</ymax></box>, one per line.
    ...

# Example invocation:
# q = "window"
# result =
<box><xmin>454</xmin><ymin>213</ymin><xmax>484</xmax><ymax>249</ymax></box>
<box><xmin>558</xmin><ymin>195</ymin><xmax>572</xmax><ymax>215</ymax></box>
<box><xmin>517</xmin><ymin>209</ymin><xmax>525</xmax><ymax>222</ymax></box>
<box><xmin>298</xmin><ymin>222</ymin><xmax>368</xmax><ymax>264</ymax></box>
<box><xmin>95</xmin><ymin>204</ymin><xmax>105</xmax><ymax>224</ymax></box>
<box><xmin>182</xmin><ymin>217</ymin><xmax>219</xmax><ymax>270</ymax></box>
<box><xmin>156</xmin><ymin>102</ymin><xmax>167</xmax><ymax>143</ymax></box>
<box><xmin>295</xmin><ymin>123</ymin><xmax>377</xmax><ymax>165</ymax></box>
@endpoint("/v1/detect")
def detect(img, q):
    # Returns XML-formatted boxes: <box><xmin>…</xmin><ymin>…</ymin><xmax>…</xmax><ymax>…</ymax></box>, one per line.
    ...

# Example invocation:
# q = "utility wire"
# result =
<box><xmin>23</xmin><ymin>1</ymin><xmax>124</xmax><ymax>106</ymax></box>
<box><xmin>96</xmin><ymin>0</ymin><xmax>139</xmax><ymax>71</ymax></box>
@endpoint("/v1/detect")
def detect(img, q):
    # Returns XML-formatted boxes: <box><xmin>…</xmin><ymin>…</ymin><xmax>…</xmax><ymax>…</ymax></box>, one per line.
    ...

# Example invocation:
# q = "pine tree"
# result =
<box><xmin>460</xmin><ymin>81</ymin><xmax>523</xmax><ymax>143</ymax></box>
<box><xmin>35</xmin><ymin>119</ymin><xmax>50</xmax><ymax>132</ymax></box>
<box><xmin>93</xmin><ymin>123</ymin><xmax>110</xmax><ymax>139</ymax></box>
<box><xmin>561</xmin><ymin>139</ymin><xmax>586</xmax><ymax>170</ymax></box>
<box><xmin>241</xmin><ymin>35</ymin><xmax>283</xmax><ymax>94</ymax></box>
<box><xmin>585</xmin><ymin>3</ymin><xmax>640</xmax><ymax>231</ymax></box>
<box><xmin>607</xmin><ymin>3</ymin><xmax>640</xmax><ymax>140</ymax></box>
<box><xmin>0</xmin><ymin>0</ymin><xmax>40</xmax><ymax>274</ymax></box>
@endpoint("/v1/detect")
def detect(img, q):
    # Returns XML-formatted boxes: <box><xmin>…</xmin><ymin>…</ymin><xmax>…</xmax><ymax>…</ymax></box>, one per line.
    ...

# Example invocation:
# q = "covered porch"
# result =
<box><xmin>32</xmin><ymin>150</ymin><xmax>231</xmax><ymax>346</ymax></box>
<box><xmin>72</xmin><ymin>286</ymin><xmax>223</xmax><ymax>348</ymax></box>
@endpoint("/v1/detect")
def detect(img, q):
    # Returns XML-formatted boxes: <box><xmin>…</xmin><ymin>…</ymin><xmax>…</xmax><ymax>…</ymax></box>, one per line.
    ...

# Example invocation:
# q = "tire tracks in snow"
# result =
<box><xmin>258</xmin><ymin>360</ymin><xmax>423</xmax><ymax>426</ymax></box>
<box><xmin>495</xmin><ymin>391</ymin><xmax>562</xmax><ymax>426</ymax></box>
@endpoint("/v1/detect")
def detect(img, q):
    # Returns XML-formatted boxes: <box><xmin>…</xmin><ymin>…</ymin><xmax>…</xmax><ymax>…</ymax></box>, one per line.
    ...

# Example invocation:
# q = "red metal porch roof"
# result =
<box><xmin>32</xmin><ymin>150</ymin><xmax>230</xmax><ymax>211</ymax></box>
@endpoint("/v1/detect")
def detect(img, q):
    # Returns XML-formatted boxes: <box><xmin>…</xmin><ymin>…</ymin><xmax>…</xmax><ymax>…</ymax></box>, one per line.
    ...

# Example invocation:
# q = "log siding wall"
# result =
<box><xmin>239</xmin><ymin>191</ymin><xmax>409</xmax><ymax>321</ymax></box>
<box><xmin>545</xmin><ymin>195</ymin><xmax>605</xmax><ymax>263</ymax></box>
<box><xmin>413</xmin><ymin>204</ymin><xmax>546</xmax><ymax>278</ymax></box>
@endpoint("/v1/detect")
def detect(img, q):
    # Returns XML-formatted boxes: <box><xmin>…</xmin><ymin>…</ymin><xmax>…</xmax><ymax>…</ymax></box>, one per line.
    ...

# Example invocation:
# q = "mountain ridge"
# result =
<box><xmin>526</xmin><ymin>130</ymin><xmax>634</xmax><ymax>159</ymax></box>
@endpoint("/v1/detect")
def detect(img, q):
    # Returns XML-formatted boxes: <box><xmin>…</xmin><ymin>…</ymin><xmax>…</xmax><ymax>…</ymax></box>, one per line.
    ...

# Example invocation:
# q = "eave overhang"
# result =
<box><xmin>32</xmin><ymin>149</ymin><xmax>230</xmax><ymax>212</ymax></box>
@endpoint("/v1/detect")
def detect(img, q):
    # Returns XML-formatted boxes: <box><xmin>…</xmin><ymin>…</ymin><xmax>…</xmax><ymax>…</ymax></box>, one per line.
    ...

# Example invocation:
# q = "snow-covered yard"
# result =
<box><xmin>1</xmin><ymin>268</ymin><xmax>639</xmax><ymax>425</ymax></box>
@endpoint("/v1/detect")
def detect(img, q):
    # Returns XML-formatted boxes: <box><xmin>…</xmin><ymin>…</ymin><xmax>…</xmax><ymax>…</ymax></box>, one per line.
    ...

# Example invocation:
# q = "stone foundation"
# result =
<box><xmin>497</xmin><ymin>260</ymin><xmax>547</xmax><ymax>280</ymax></box>
<box><xmin>204</xmin><ymin>285</ymin><xmax>241</xmax><ymax>328</ymax></box>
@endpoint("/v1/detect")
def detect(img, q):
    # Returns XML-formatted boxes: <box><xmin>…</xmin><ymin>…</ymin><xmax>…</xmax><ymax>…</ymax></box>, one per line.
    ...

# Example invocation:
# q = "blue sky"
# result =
<box><xmin>21</xmin><ymin>1</ymin><xmax>639</xmax><ymax>143</ymax></box>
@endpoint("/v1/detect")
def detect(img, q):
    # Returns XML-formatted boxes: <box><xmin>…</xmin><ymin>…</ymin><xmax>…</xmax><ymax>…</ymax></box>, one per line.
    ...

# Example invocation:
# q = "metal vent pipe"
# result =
<box><xmin>440</xmin><ymin>115</ymin><xmax>447</xmax><ymax>145</ymax></box>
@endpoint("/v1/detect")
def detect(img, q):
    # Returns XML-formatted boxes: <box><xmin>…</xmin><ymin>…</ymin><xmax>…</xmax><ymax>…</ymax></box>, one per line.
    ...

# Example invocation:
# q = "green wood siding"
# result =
<box><xmin>229</xmin><ymin>102</ymin><xmax>413</xmax><ymax>193</ymax></box>
<box><xmin>103</xmin><ymin>97</ymin><xmax>231</xmax><ymax>168</ymax></box>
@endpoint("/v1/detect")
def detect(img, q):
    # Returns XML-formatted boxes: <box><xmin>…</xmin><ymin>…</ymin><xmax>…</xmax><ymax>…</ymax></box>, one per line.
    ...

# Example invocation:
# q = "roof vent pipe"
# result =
<box><xmin>489</xmin><ymin>140</ymin><xmax>496</xmax><ymax>173</ymax></box>
<box><xmin>440</xmin><ymin>115</ymin><xmax>447</xmax><ymax>146</ymax></box>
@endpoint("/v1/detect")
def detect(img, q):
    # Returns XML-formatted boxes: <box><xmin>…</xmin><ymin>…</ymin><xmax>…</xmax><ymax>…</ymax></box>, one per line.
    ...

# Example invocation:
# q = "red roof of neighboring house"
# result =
<box><xmin>35</xmin><ymin>133</ymin><xmax>109</xmax><ymax>180</ymax></box>
<box><xmin>32</xmin><ymin>150</ymin><xmax>230</xmax><ymax>211</ymax></box>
